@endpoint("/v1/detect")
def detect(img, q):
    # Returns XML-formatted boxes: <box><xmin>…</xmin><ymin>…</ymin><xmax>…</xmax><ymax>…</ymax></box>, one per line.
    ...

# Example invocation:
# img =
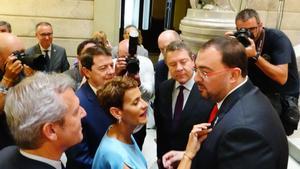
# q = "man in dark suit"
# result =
<box><xmin>0</xmin><ymin>72</ymin><xmax>87</xmax><ymax>169</ymax></box>
<box><xmin>25</xmin><ymin>22</ymin><xmax>69</xmax><ymax>72</ymax></box>
<box><xmin>154</xmin><ymin>41</ymin><xmax>213</xmax><ymax>168</ymax></box>
<box><xmin>163</xmin><ymin>37</ymin><xmax>288</xmax><ymax>169</ymax></box>
<box><xmin>154</xmin><ymin>30</ymin><xmax>181</xmax><ymax>92</ymax></box>
<box><xmin>66</xmin><ymin>46</ymin><xmax>115</xmax><ymax>169</ymax></box>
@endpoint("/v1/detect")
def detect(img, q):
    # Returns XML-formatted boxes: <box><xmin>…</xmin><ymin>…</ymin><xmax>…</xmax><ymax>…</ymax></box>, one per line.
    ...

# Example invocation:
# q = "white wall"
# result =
<box><xmin>0</xmin><ymin>0</ymin><xmax>120</xmax><ymax>59</ymax></box>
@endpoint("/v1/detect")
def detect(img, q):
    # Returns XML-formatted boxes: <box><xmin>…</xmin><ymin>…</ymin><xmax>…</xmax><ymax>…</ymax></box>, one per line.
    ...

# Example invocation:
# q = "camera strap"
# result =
<box><xmin>255</xmin><ymin>28</ymin><xmax>265</xmax><ymax>56</ymax></box>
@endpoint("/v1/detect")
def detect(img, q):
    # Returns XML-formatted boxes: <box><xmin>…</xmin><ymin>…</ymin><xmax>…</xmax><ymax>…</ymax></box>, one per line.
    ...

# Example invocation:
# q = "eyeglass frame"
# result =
<box><xmin>39</xmin><ymin>32</ymin><xmax>53</xmax><ymax>37</ymax></box>
<box><xmin>194</xmin><ymin>66</ymin><xmax>234</xmax><ymax>79</ymax></box>
<box><xmin>236</xmin><ymin>21</ymin><xmax>261</xmax><ymax>33</ymax></box>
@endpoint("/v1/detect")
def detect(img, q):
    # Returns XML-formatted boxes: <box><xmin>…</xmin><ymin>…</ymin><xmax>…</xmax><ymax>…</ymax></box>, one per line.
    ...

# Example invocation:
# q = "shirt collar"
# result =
<box><xmin>175</xmin><ymin>72</ymin><xmax>195</xmax><ymax>91</ymax></box>
<box><xmin>216</xmin><ymin>76</ymin><xmax>248</xmax><ymax>109</ymax></box>
<box><xmin>39</xmin><ymin>44</ymin><xmax>51</xmax><ymax>52</ymax></box>
<box><xmin>89</xmin><ymin>82</ymin><xmax>98</xmax><ymax>95</ymax></box>
<box><xmin>20</xmin><ymin>149</ymin><xmax>62</xmax><ymax>169</ymax></box>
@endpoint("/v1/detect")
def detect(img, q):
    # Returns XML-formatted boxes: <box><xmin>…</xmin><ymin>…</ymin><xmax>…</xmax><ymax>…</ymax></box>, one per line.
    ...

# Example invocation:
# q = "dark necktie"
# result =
<box><xmin>61</xmin><ymin>162</ymin><xmax>66</xmax><ymax>169</ymax></box>
<box><xmin>44</xmin><ymin>50</ymin><xmax>50</xmax><ymax>71</ymax></box>
<box><xmin>208</xmin><ymin>104</ymin><xmax>218</xmax><ymax>123</ymax></box>
<box><xmin>173</xmin><ymin>85</ymin><xmax>185</xmax><ymax>129</ymax></box>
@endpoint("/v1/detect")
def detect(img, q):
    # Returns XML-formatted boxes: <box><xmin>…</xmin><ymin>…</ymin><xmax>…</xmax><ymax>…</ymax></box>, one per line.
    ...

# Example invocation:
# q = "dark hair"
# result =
<box><xmin>235</xmin><ymin>8</ymin><xmax>261</xmax><ymax>23</ymax></box>
<box><xmin>35</xmin><ymin>22</ymin><xmax>52</xmax><ymax>30</ymax></box>
<box><xmin>165</xmin><ymin>41</ymin><xmax>193</xmax><ymax>61</ymax></box>
<box><xmin>97</xmin><ymin>76</ymin><xmax>138</xmax><ymax>123</ymax></box>
<box><xmin>80</xmin><ymin>46</ymin><xmax>111</xmax><ymax>70</ymax></box>
<box><xmin>76</xmin><ymin>39</ymin><xmax>100</xmax><ymax>55</ymax></box>
<box><xmin>200</xmin><ymin>36</ymin><xmax>248</xmax><ymax>77</ymax></box>
<box><xmin>0</xmin><ymin>21</ymin><xmax>12</xmax><ymax>33</ymax></box>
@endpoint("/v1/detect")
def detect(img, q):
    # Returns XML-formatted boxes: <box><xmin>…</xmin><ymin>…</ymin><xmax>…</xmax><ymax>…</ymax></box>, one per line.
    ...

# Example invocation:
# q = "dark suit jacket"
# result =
<box><xmin>154</xmin><ymin>60</ymin><xmax>169</xmax><ymax>92</ymax></box>
<box><xmin>0</xmin><ymin>113</ymin><xmax>14</xmax><ymax>150</ymax></box>
<box><xmin>25</xmin><ymin>44</ymin><xmax>69</xmax><ymax>72</ymax></box>
<box><xmin>0</xmin><ymin>146</ymin><xmax>57</xmax><ymax>169</ymax></box>
<box><xmin>192</xmin><ymin>80</ymin><xmax>288</xmax><ymax>169</ymax></box>
<box><xmin>64</xmin><ymin>63</ymin><xmax>82</xmax><ymax>90</ymax></box>
<box><xmin>154</xmin><ymin>79</ymin><xmax>213</xmax><ymax>159</ymax></box>
<box><xmin>66</xmin><ymin>82</ymin><xmax>113</xmax><ymax>169</ymax></box>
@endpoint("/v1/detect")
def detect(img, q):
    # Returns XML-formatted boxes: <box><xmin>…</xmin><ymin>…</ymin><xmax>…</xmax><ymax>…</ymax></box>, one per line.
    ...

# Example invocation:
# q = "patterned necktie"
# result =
<box><xmin>208</xmin><ymin>104</ymin><xmax>218</xmax><ymax>123</ymax></box>
<box><xmin>173</xmin><ymin>85</ymin><xmax>185</xmax><ymax>129</ymax></box>
<box><xmin>43</xmin><ymin>50</ymin><xmax>50</xmax><ymax>70</ymax></box>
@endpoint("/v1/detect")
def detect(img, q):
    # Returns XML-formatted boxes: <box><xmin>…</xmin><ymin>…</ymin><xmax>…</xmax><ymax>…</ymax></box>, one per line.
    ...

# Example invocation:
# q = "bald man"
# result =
<box><xmin>155</xmin><ymin>30</ymin><xmax>181</xmax><ymax>92</ymax></box>
<box><xmin>0</xmin><ymin>33</ymin><xmax>34</xmax><ymax>149</ymax></box>
<box><xmin>115</xmin><ymin>39</ymin><xmax>155</xmax><ymax>149</ymax></box>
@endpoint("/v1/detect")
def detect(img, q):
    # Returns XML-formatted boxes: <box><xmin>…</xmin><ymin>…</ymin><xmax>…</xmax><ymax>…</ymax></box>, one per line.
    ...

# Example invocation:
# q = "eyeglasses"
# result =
<box><xmin>194</xmin><ymin>67</ymin><xmax>232</xmax><ymax>79</ymax></box>
<box><xmin>237</xmin><ymin>26</ymin><xmax>258</xmax><ymax>32</ymax></box>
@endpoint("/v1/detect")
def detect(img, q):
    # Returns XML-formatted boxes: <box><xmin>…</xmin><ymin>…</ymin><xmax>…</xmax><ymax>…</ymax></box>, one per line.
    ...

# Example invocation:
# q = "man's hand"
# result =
<box><xmin>23</xmin><ymin>64</ymin><xmax>35</xmax><ymax>77</ymax></box>
<box><xmin>224</xmin><ymin>31</ymin><xmax>235</xmax><ymax>37</ymax></box>
<box><xmin>245</xmin><ymin>38</ymin><xmax>257</xmax><ymax>58</ymax></box>
<box><xmin>115</xmin><ymin>57</ymin><xmax>127</xmax><ymax>76</ymax></box>
<box><xmin>2</xmin><ymin>55</ymin><xmax>23</xmax><ymax>86</ymax></box>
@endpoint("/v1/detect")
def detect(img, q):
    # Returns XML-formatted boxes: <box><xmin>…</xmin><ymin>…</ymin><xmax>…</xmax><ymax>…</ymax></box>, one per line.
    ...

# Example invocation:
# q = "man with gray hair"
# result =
<box><xmin>0</xmin><ymin>72</ymin><xmax>86</xmax><ymax>169</ymax></box>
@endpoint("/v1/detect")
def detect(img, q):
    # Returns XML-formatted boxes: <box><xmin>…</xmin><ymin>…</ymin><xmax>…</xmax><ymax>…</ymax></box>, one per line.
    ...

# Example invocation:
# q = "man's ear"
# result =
<box><xmin>230</xmin><ymin>67</ymin><xmax>242</xmax><ymax>83</ymax></box>
<box><xmin>81</xmin><ymin>67</ymin><xmax>91</xmax><ymax>79</ymax></box>
<box><xmin>109</xmin><ymin>107</ymin><xmax>122</xmax><ymax>121</ymax></box>
<box><xmin>42</xmin><ymin>123</ymin><xmax>58</xmax><ymax>141</ymax></box>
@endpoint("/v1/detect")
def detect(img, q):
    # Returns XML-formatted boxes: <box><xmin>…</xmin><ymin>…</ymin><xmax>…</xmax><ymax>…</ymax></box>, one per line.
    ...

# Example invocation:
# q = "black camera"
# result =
<box><xmin>12</xmin><ymin>51</ymin><xmax>46</xmax><ymax>71</ymax></box>
<box><xmin>234</xmin><ymin>28</ymin><xmax>254</xmax><ymax>47</ymax></box>
<box><xmin>126</xmin><ymin>30</ymin><xmax>140</xmax><ymax>74</ymax></box>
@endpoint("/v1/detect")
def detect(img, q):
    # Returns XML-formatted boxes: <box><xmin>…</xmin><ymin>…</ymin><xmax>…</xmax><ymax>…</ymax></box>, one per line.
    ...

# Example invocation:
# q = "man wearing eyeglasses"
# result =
<box><xmin>227</xmin><ymin>8</ymin><xmax>299</xmax><ymax>135</ymax></box>
<box><xmin>25</xmin><ymin>22</ymin><xmax>69</xmax><ymax>73</ymax></box>
<box><xmin>163</xmin><ymin>36</ymin><xmax>288</xmax><ymax>169</ymax></box>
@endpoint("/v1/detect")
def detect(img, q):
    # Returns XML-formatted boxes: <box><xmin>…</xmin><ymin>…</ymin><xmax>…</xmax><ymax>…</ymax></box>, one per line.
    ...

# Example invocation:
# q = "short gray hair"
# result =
<box><xmin>4</xmin><ymin>72</ymin><xmax>75</xmax><ymax>149</ymax></box>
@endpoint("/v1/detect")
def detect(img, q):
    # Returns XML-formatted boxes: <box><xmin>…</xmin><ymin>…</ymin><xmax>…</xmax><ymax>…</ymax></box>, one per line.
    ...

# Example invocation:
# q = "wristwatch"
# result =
<box><xmin>0</xmin><ymin>83</ymin><xmax>8</xmax><ymax>94</ymax></box>
<box><xmin>252</xmin><ymin>53</ymin><xmax>260</xmax><ymax>63</ymax></box>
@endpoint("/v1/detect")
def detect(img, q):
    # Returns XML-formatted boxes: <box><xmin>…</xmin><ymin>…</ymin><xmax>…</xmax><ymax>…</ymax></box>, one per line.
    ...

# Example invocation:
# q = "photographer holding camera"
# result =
<box><xmin>0</xmin><ymin>33</ymin><xmax>35</xmax><ymax>149</ymax></box>
<box><xmin>226</xmin><ymin>8</ymin><xmax>299</xmax><ymax>135</ymax></box>
<box><xmin>115</xmin><ymin>31</ymin><xmax>155</xmax><ymax>149</ymax></box>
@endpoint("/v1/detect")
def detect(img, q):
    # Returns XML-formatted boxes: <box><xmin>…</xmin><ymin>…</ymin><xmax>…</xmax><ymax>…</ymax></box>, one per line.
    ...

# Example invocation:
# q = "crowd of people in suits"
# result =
<box><xmin>0</xmin><ymin>8</ymin><xmax>298</xmax><ymax>169</ymax></box>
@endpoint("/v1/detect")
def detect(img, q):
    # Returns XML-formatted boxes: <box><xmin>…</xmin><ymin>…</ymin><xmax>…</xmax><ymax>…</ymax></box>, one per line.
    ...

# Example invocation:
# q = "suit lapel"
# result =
<box><xmin>162</xmin><ymin>79</ymin><xmax>175</xmax><ymax>123</ymax></box>
<box><xmin>214</xmin><ymin>80</ymin><xmax>255</xmax><ymax>127</ymax></box>
<box><xmin>34</xmin><ymin>44</ymin><xmax>42</xmax><ymax>54</ymax></box>
<box><xmin>180</xmin><ymin>83</ymin><xmax>198</xmax><ymax>122</ymax></box>
<box><xmin>49</xmin><ymin>44</ymin><xmax>57</xmax><ymax>70</ymax></box>
<box><xmin>82</xmin><ymin>82</ymin><xmax>97</xmax><ymax>102</ymax></box>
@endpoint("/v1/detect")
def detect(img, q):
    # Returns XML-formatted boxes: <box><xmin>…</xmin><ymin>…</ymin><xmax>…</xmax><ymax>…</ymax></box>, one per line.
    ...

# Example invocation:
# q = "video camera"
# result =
<box><xmin>233</xmin><ymin>28</ymin><xmax>254</xmax><ymax>47</ymax></box>
<box><xmin>126</xmin><ymin>30</ymin><xmax>140</xmax><ymax>75</ymax></box>
<box><xmin>12</xmin><ymin>51</ymin><xmax>46</xmax><ymax>71</ymax></box>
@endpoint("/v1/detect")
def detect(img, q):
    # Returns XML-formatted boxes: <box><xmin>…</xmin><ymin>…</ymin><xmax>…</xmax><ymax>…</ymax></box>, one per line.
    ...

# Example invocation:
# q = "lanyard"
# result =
<box><xmin>255</xmin><ymin>29</ymin><xmax>265</xmax><ymax>56</ymax></box>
